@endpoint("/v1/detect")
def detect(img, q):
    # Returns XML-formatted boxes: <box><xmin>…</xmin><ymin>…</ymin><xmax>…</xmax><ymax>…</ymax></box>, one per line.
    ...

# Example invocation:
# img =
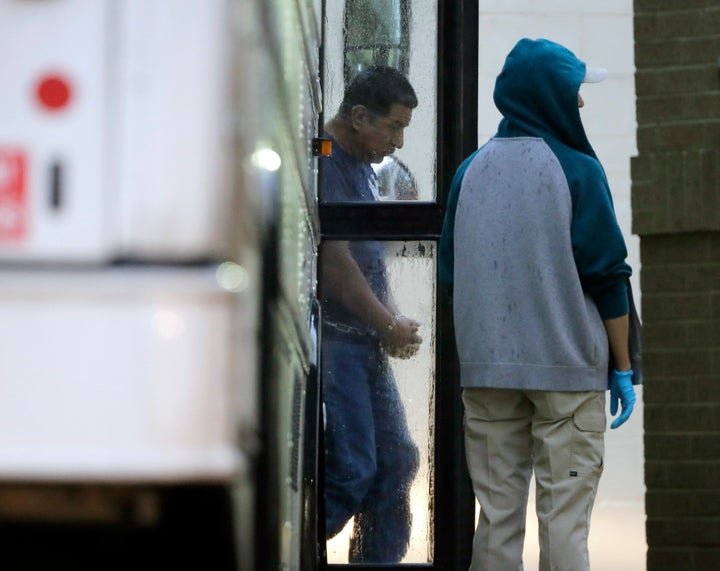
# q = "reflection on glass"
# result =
<box><xmin>344</xmin><ymin>0</ymin><xmax>410</xmax><ymax>84</ymax></box>
<box><xmin>321</xmin><ymin>240</ymin><xmax>435</xmax><ymax>564</ymax></box>
<box><xmin>324</xmin><ymin>0</ymin><xmax>437</xmax><ymax>202</ymax></box>
<box><xmin>373</xmin><ymin>155</ymin><xmax>418</xmax><ymax>200</ymax></box>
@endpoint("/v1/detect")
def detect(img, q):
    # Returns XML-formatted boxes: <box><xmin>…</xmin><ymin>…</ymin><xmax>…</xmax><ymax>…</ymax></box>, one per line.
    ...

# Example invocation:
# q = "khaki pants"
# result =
<box><xmin>463</xmin><ymin>388</ymin><xmax>606</xmax><ymax>571</ymax></box>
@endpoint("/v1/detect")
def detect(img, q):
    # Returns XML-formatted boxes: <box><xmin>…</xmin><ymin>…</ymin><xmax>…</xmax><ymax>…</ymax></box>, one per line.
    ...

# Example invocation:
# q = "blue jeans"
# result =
<box><xmin>322</xmin><ymin>333</ymin><xmax>419</xmax><ymax>563</ymax></box>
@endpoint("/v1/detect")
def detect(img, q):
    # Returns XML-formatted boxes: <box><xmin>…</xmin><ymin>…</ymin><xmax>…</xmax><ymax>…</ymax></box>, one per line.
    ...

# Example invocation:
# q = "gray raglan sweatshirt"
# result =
<box><xmin>440</xmin><ymin>38</ymin><xmax>632</xmax><ymax>391</ymax></box>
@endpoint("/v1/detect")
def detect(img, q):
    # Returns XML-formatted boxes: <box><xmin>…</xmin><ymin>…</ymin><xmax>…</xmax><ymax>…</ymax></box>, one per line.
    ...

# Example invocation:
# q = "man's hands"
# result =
<box><xmin>609</xmin><ymin>369</ymin><xmax>636</xmax><ymax>429</ymax></box>
<box><xmin>382</xmin><ymin>315</ymin><xmax>422</xmax><ymax>359</ymax></box>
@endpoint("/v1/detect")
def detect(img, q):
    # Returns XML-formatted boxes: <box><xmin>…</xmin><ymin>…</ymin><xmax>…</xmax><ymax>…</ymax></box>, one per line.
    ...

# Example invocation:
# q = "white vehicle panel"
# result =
<box><xmin>0</xmin><ymin>0</ymin><xmax>233</xmax><ymax>263</ymax></box>
<box><xmin>0</xmin><ymin>0</ymin><xmax>109</xmax><ymax>261</ymax></box>
<box><xmin>0</xmin><ymin>267</ymin><xmax>248</xmax><ymax>481</ymax></box>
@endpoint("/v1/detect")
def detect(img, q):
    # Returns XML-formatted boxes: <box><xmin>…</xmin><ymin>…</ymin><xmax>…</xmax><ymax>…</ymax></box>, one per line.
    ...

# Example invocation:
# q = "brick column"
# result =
<box><xmin>633</xmin><ymin>2</ymin><xmax>720</xmax><ymax>569</ymax></box>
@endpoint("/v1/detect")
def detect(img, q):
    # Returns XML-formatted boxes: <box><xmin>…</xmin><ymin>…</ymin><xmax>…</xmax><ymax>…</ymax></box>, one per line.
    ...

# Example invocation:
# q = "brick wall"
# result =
<box><xmin>633</xmin><ymin>1</ymin><xmax>720</xmax><ymax>569</ymax></box>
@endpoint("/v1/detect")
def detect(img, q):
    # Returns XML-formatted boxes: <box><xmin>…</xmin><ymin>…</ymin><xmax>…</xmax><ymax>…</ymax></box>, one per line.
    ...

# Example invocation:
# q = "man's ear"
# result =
<box><xmin>350</xmin><ymin>105</ymin><xmax>370</xmax><ymax>129</ymax></box>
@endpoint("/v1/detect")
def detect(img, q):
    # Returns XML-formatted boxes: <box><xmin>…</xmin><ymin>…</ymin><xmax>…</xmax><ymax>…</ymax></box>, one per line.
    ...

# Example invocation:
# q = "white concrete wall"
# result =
<box><xmin>477</xmin><ymin>2</ymin><xmax>645</xmax><ymax>569</ymax></box>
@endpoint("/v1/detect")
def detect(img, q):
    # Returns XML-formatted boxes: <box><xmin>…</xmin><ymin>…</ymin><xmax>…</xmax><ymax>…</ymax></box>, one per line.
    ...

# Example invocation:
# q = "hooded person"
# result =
<box><xmin>439</xmin><ymin>38</ymin><xmax>640</xmax><ymax>571</ymax></box>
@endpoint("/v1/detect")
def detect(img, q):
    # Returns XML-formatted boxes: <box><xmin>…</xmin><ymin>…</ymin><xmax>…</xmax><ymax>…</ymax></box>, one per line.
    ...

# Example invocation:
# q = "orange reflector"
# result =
<box><xmin>312</xmin><ymin>138</ymin><xmax>332</xmax><ymax>157</ymax></box>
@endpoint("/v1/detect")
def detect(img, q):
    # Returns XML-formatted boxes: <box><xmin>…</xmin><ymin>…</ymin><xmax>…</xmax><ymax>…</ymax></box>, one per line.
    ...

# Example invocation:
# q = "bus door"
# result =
<box><xmin>318</xmin><ymin>1</ymin><xmax>478</xmax><ymax>569</ymax></box>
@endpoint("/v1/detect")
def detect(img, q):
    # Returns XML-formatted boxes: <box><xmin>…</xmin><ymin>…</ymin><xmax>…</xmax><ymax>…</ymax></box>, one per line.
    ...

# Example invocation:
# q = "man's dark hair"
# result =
<box><xmin>339</xmin><ymin>65</ymin><xmax>418</xmax><ymax>117</ymax></box>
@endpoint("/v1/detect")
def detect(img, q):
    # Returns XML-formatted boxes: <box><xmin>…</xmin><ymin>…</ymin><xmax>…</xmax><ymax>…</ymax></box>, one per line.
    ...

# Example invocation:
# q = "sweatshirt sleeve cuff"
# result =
<box><xmin>594</xmin><ymin>283</ymin><xmax>629</xmax><ymax>319</ymax></box>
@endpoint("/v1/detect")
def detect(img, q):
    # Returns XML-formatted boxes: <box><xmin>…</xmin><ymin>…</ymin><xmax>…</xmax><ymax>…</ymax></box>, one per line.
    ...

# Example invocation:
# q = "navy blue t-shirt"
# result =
<box><xmin>319</xmin><ymin>135</ymin><xmax>388</xmax><ymax>336</ymax></box>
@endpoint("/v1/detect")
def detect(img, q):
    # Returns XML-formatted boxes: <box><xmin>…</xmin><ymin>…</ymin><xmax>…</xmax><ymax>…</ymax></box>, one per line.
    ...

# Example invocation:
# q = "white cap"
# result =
<box><xmin>583</xmin><ymin>66</ymin><xmax>608</xmax><ymax>83</ymax></box>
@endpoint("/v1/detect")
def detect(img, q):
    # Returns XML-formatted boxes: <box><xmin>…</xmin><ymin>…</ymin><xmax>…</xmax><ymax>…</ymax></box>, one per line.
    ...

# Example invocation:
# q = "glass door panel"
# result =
<box><xmin>317</xmin><ymin>0</ymin><xmax>478</xmax><ymax>568</ymax></box>
<box><xmin>321</xmin><ymin>240</ymin><xmax>436</xmax><ymax>564</ymax></box>
<box><xmin>322</xmin><ymin>0</ymin><xmax>437</xmax><ymax>202</ymax></box>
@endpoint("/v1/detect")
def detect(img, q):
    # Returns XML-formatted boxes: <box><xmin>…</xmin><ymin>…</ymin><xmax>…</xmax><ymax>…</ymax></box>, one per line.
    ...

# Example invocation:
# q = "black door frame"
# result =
<box><xmin>318</xmin><ymin>1</ymin><xmax>478</xmax><ymax>569</ymax></box>
<box><xmin>432</xmin><ymin>1</ymin><xmax>478</xmax><ymax>568</ymax></box>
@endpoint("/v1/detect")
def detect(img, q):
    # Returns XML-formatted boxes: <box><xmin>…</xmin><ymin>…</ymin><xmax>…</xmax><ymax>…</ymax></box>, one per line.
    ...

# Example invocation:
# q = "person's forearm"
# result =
<box><xmin>337</xmin><ymin>265</ymin><xmax>394</xmax><ymax>331</ymax></box>
<box><xmin>603</xmin><ymin>314</ymin><xmax>631</xmax><ymax>371</ymax></box>
<box><xmin>321</xmin><ymin>242</ymin><xmax>394</xmax><ymax>332</ymax></box>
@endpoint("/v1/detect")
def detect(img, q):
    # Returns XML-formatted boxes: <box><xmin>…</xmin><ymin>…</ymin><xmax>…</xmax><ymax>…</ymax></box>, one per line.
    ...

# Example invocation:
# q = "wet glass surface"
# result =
<box><xmin>321</xmin><ymin>240</ymin><xmax>435</xmax><ymax>564</ymax></box>
<box><xmin>323</xmin><ymin>0</ymin><xmax>437</xmax><ymax>203</ymax></box>
<box><xmin>320</xmin><ymin>0</ymin><xmax>439</xmax><ymax>563</ymax></box>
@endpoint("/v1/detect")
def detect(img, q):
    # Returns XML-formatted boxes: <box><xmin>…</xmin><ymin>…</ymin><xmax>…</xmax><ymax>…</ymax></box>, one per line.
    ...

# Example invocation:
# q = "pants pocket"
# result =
<box><xmin>570</xmin><ymin>392</ymin><xmax>606</xmax><ymax>477</ymax></box>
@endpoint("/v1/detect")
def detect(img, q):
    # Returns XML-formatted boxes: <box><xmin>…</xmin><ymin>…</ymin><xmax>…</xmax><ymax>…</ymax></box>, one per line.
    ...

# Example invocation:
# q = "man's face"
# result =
<box><xmin>354</xmin><ymin>103</ymin><xmax>413</xmax><ymax>163</ymax></box>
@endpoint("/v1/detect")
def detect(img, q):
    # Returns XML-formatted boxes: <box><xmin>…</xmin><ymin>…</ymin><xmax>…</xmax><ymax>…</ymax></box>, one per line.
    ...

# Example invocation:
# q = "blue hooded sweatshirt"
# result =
<box><xmin>439</xmin><ymin>38</ymin><xmax>632</xmax><ymax>391</ymax></box>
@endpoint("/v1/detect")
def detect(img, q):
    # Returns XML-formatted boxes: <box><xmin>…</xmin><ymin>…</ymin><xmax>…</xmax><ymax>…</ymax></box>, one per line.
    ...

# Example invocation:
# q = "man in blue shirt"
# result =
<box><xmin>319</xmin><ymin>66</ymin><xmax>422</xmax><ymax>563</ymax></box>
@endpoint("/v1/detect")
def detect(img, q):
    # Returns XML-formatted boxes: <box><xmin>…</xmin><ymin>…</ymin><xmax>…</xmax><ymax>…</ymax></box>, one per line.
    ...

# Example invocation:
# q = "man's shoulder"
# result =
<box><xmin>319</xmin><ymin>147</ymin><xmax>372</xmax><ymax>202</ymax></box>
<box><xmin>466</xmin><ymin>137</ymin><xmax>562</xmax><ymax>176</ymax></box>
<box><xmin>547</xmin><ymin>140</ymin><xmax>601</xmax><ymax>168</ymax></box>
<box><xmin>544</xmin><ymin>141</ymin><xmax>604</xmax><ymax>183</ymax></box>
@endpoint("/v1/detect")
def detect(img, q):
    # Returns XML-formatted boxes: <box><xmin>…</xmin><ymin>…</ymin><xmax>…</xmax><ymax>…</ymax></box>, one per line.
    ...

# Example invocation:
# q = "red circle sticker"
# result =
<box><xmin>35</xmin><ymin>74</ymin><xmax>73</xmax><ymax>111</ymax></box>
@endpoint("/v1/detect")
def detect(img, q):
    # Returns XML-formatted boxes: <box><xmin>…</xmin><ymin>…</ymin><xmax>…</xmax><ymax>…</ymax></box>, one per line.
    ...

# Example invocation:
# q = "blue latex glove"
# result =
<box><xmin>609</xmin><ymin>369</ymin><xmax>636</xmax><ymax>429</ymax></box>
